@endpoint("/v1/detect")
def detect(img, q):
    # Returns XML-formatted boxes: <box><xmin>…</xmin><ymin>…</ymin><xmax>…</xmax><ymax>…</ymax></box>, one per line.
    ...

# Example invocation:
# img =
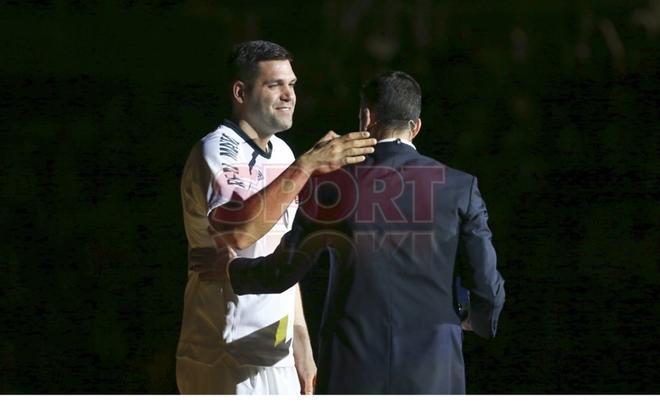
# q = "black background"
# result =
<box><xmin>1</xmin><ymin>0</ymin><xmax>658</xmax><ymax>393</ymax></box>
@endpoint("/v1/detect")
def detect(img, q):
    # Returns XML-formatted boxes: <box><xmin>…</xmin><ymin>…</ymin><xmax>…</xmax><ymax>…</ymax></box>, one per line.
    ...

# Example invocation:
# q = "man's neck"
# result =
<box><xmin>234</xmin><ymin>118</ymin><xmax>271</xmax><ymax>152</ymax></box>
<box><xmin>371</xmin><ymin>128</ymin><xmax>412</xmax><ymax>143</ymax></box>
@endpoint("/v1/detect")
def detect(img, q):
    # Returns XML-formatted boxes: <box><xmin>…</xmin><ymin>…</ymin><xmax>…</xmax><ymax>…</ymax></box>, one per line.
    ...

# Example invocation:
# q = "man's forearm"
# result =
<box><xmin>228</xmin><ymin>224</ymin><xmax>316</xmax><ymax>294</ymax></box>
<box><xmin>293</xmin><ymin>324</ymin><xmax>314</xmax><ymax>363</ymax></box>
<box><xmin>209</xmin><ymin>131</ymin><xmax>375</xmax><ymax>250</ymax></box>
<box><xmin>210</xmin><ymin>160</ymin><xmax>313</xmax><ymax>249</ymax></box>
<box><xmin>293</xmin><ymin>285</ymin><xmax>314</xmax><ymax>360</ymax></box>
<box><xmin>293</xmin><ymin>285</ymin><xmax>316</xmax><ymax>394</ymax></box>
<box><xmin>461</xmin><ymin>177</ymin><xmax>506</xmax><ymax>338</ymax></box>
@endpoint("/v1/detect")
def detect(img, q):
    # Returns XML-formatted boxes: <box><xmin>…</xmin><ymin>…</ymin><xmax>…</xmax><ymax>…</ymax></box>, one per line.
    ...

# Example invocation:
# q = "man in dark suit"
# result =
<box><xmin>197</xmin><ymin>71</ymin><xmax>505</xmax><ymax>394</ymax></box>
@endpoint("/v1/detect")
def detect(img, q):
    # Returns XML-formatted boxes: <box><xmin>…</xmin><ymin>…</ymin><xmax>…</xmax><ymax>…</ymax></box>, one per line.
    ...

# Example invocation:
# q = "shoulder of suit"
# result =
<box><xmin>444</xmin><ymin>164</ymin><xmax>474</xmax><ymax>180</ymax></box>
<box><xmin>414</xmin><ymin>152</ymin><xmax>476</xmax><ymax>185</ymax></box>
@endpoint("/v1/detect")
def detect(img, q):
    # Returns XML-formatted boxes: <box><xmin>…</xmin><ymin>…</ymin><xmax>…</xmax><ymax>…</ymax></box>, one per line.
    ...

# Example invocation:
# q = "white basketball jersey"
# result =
<box><xmin>177</xmin><ymin>120</ymin><xmax>298</xmax><ymax>368</ymax></box>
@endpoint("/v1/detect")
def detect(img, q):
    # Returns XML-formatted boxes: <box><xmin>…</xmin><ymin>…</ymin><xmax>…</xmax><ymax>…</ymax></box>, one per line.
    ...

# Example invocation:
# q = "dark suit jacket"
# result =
<box><xmin>230</xmin><ymin>141</ymin><xmax>505</xmax><ymax>394</ymax></box>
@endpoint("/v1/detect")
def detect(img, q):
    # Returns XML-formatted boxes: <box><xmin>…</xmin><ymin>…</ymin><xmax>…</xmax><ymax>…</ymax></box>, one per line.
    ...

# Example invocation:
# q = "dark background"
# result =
<box><xmin>1</xmin><ymin>0</ymin><xmax>658</xmax><ymax>393</ymax></box>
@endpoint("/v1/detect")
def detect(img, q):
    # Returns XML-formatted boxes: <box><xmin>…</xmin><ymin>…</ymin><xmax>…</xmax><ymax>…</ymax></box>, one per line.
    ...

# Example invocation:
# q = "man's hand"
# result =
<box><xmin>296</xmin><ymin>131</ymin><xmax>376</xmax><ymax>175</ymax></box>
<box><xmin>296</xmin><ymin>359</ymin><xmax>317</xmax><ymax>395</ymax></box>
<box><xmin>461</xmin><ymin>317</ymin><xmax>473</xmax><ymax>332</ymax></box>
<box><xmin>188</xmin><ymin>246</ymin><xmax>237</xmax><ymax>281</ymax></box>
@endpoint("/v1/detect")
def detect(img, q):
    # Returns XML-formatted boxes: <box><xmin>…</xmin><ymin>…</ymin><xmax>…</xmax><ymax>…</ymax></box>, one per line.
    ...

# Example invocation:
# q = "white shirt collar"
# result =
<box><xmin>377</xmin><ymin>137</ymin><xmax>416</xmax><ymax>150</ymax></box>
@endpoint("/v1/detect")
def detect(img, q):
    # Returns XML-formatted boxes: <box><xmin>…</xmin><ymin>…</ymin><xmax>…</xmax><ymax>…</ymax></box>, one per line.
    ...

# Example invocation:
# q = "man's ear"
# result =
<box><xmin>232</xmin><ymin>80</ymin><xmax>247</xmax><ymax>104</ymax></box>
<box><xmin>360</xmin><ymin>107</ymin><xmax>373</xmax><ymax>132</ymax></box>
<box><xmin>410</xmin><ymin>118</ymin><xmax>422</xmax><ymax>140</ymax></box>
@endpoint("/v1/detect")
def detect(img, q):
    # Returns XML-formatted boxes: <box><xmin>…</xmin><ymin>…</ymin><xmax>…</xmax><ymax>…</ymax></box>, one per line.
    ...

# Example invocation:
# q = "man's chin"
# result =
<box><xmin>272</xmin><ymin>119</ymin><xmax>293</xmax><ymax>133</ymax></box>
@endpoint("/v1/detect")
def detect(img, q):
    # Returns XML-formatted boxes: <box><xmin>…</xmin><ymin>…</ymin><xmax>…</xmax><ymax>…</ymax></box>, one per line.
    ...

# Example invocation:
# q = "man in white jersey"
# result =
<box><xmin>176</xmin><ymin>40</ymin><xmax>376</xmax><ymax>394</ymax></box>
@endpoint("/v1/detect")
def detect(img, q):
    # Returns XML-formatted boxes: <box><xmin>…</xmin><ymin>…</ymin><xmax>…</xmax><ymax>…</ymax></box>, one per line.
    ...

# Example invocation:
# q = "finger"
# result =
<box><xmin>340</xmin><ymin>131</ymin><xmax>370</xmax><ymax>140</ymax></box>
<box><xmin>192</xmin><ymin>262</ymin><xmax>211</xmax><ymax>272</ymax></box>
<box><xmin>189</xmin><ymin>247</ymin><xmax>217</xmax><ymax>257</ymax></box>
<box><xmin>317</xmin><ymin>130</ymin><xmax>338</xmax><ymax>144</ymax></box>
<box><xmin>200</xmin><ymin>267</ymin><xmax>226</xmax><ymax>281</ymax></box>
<box><xmin>198</xmin><ymin>271</ymin><xmax>215</xmax><ymax>281</ymax></box>
<box><xmin>189</xmin><ymin>250</ymin><xmax>217</xmax><ymax>266</ymax></box>
<box><xmin>343</xmin><ymin>155</ymin><xmax>366</xmax><ymax>165</ymax></box>
<box><xmin>339</xmin><ymin>138</ymin><xmax>377</xmax><ymax>150</ymax></box>
<box><xmin>344</xmin><ymin>146</ymin><xmax>375</xmax><ymax>157</ymax></box>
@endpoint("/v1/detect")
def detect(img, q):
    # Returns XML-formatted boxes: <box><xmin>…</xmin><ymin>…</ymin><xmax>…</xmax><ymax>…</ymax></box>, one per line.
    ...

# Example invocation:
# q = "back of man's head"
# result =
<box><xmin>360</xmin><ymin>71</ymin><xmax>422</xmax><ymax>131</ymax></box>
<box><xmin>227</xmin><ymin>40</ymin><xmax>293</xmax><ymax>87</ymax></box>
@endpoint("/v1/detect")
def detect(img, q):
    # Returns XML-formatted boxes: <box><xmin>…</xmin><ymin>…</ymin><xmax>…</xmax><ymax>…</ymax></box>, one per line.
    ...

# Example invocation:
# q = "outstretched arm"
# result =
<box><xmin>192</xmin><ymin>203</ymin><xmax>333</xmax><ymax>295</ymax></box>
<box><xmin>226</xmin><ymin>209</ymin><xmax>324</xmax><ymax>294</ymax></box>
<box><xmin>209</xmin><ymin>131</ymin><xmax>374</xmax><ymax>249</ymax></box>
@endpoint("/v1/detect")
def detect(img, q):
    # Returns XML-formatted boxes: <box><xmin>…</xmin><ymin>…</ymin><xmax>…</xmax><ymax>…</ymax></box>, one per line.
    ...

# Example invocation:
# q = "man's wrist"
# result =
<box><xmin>294</xmin><ymin>155</ymin><xmax>316</xmax><ymax>175</ymax></box>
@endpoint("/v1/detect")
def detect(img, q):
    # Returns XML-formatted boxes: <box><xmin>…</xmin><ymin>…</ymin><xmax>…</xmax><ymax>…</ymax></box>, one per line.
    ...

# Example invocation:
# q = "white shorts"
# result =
<box><xmin>176</xmin><ymin>356</ymin><xmax>300</xmax><ymax>395</ymax></box>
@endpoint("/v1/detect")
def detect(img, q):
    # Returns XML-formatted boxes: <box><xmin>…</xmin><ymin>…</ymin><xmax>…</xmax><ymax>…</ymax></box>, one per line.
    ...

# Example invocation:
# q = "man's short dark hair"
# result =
<box><xmin>227</xmin><ymin>40</ymin><xmax>293</xmax><ymax>87</ymax></box>
<box><xmin>360</xmin><ymin>71</ymin><xmax>422</xmax><ymax>130</ymax></box>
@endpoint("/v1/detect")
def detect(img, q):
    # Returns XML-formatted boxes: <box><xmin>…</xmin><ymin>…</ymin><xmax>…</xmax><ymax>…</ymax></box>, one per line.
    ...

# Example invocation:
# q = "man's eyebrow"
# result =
<box><xmin>264</xmin><ymin>78</ymin><xmax>297</xmax><ymax>84</ymax></box>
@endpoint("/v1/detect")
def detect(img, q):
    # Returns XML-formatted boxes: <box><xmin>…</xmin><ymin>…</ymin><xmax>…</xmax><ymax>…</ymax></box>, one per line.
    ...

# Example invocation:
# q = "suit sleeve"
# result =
<box><xmin>460</xmin><ymin>177</ymin><xmax>506</xmax><ymax>338</ymax></box>
<box><xmin>228</xmin><ymin>208</ymin><xmax>324</xmax><ymax>295</ymax></box>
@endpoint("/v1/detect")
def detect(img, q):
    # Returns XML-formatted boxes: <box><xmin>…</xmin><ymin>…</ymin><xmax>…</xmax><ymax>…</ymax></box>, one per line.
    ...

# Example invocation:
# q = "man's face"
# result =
<box><xmin>243</xmin><ymin>60</ymin><xmax>297</xmax><ymax>136</ymax></box>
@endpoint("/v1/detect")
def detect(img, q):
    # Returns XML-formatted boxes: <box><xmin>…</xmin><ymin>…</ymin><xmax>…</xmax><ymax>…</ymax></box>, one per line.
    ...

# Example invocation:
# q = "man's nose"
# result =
<box><xmin>281</xmin><ymin>86</ymin><xmax>294</xmax><ymax>101</ymax></box>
